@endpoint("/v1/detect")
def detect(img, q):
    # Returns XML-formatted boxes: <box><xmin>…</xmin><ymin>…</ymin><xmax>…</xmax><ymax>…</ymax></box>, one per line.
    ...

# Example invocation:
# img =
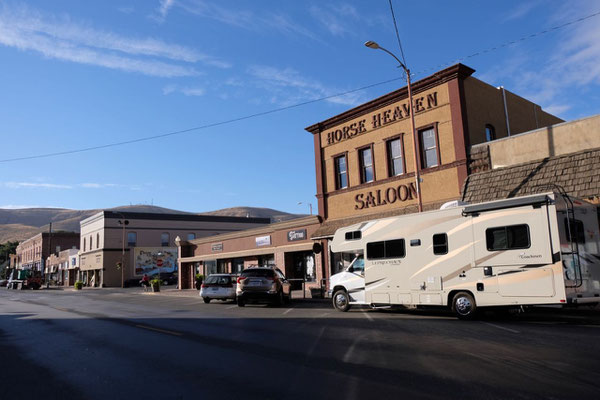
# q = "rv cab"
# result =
<box><xmin>329</xmin><ymin>251</ymin><xmax>366</xmax><ymax>311</ymax></box>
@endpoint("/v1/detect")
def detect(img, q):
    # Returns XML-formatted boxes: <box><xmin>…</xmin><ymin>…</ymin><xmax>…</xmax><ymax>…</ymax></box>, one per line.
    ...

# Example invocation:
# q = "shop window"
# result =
<box><xmin>387</xmin><ymin>137</ymin><xmax>404</xmax><ymax>176</ymax></box>
<box><xmin>334</xmin><ymin>155</ymin><xmax>348</xmax><ymax>189</ymax></box>
<box><xmin>187</xmin><ymin>233</ymin><xmax>196</xmax><ymax>240</ymax></box>
<box><xmin>419</xmin><ymin>127</ymin><xmax>438</xmax><ymax>169</ymax></box>
<box><xmin>205</xmin><ymin>260</ymin><xmax>217</xmax><ymax>276</ymax></box>
<box><xmin>367</xmin><ymin>239</ymin><xmax>406</xmax><ymax>259</ymax></box>
<box><xmin>127</xmin><ymin>232</ymin><xmax>137</xmax><ymax>247</ymax></box>
<box><xmin>486</xmin><ymin>225</ymin><xmax>530</xmax><ymax>251</ymax></box>
<box><xmin>564</xmin><ymin>218</ymin><xmax>585</xmax><ymax>244</ymax></box>
<box><xmin>433</xmin><ymin>233</ymin><xmax>448</xmax><ymax>255</ymax></box>
<box><xmin>359</xmin><ymin>146</ymin><xmax>374</xmax><ymax>183</ymax></box>
<box><xmin>161</xmin><ymin>232</ymin><xmax>170</xmax><ymax>247</ymax></box>
<box><xmin>485</xmin><ymin>124</ymin><xmax>496</xmax><ymax>142</ymax></box>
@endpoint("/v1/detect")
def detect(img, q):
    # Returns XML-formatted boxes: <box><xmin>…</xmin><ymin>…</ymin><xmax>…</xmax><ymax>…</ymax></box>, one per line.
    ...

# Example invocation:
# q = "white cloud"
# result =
<box><xmin>502</xmin><ymin>1</ymin><xmax>542</xmax><ymax>22</ymax></box>
<box><xmin>0</xmin><ymin>204</ymin><xmax>52</xmax><ymax>209</ymax></box>
<box><xmin>247</xmin><ymin>65</ymin><xmax>364</xmax><ymax>107</ymax></box>
<box><xmin>309</xmin><ymin>4</ymin><xmax>358</xmax><ymax>37</ymax></box>
<box><xmin>178</xmin><ymin>1</ymin><xmax>319</xmax><ymax>41</ymax></box>
<box><xmin>158</xmin><ymin>0</ymin><xmax>175</xmax><ymax>19</ymax></box>
<box><xmin>3</xmin><ymin>182</ymin><xmax>73</xmax><ymax>189</ymax></box>
<box><xmin>0</xmin><ymin>3</ymin><xmax>230</xmax><ymax>77</ymax></box>
<box><xmin>162</xmin><ymin>84</ymin><xmax>205</xmax><ymax>96</ymax></box>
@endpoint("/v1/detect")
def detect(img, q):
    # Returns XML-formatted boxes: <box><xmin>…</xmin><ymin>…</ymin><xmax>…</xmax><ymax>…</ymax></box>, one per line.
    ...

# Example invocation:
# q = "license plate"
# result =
<box><xmin>249</xmin><ymin>280</ymin><xmax>261</xmax><ymax>286</ymax></box>
<box><xmin>211</xmin><ymin>287</ymin><xmax>219</xmax><ymax>291</ymax></box>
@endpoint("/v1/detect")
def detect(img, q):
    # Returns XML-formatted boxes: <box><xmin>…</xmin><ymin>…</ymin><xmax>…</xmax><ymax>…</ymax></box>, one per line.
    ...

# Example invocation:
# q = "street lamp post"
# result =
<box><xmin>297</xmin><ymin>201</ymin><xmax>313</xmax><ymax>215</ymax></box>
<box><xmin>116</xmin><ymin>213</ymin><xmax>129</xmax><ymax>288</ymax></box>
<box><xmin>365</xmin><ymin>40</ymin><xmax>423</xmax><ymax>212</ymax></box>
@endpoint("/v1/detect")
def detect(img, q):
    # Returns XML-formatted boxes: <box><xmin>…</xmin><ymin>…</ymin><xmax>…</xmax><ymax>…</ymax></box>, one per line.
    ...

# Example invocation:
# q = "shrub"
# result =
<box><xmin>150</xmin><ymin>278</ymin><xmax>161</xmax><ymax>287</ymax></box>
<box><xmin>74</xmin><ymin>281</ymin><xmax>83</xmax><ymax>290</ymax></box>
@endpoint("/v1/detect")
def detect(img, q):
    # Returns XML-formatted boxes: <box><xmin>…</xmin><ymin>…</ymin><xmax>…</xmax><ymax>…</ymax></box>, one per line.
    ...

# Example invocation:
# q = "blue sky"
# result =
<box><xmin>1</xmin><ymin>0</ymin><xmax>599</xmax><ymax>214</ymax></box>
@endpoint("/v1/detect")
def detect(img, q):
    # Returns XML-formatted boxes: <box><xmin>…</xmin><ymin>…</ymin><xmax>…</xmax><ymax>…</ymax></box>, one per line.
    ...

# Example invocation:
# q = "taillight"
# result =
<box><xmin>266</xmin><ymin>276</ymin><xmax>275</xmax><ymax>281</ymax></box>
<box><xmin>201</xmin><ymin>284</ymin><xmax>206</xmax><ymax>288</ymax></box>
<box><xmin>237</xmin><ymin>276</ymin><xmax>247</xmax><ymax>284</ymax></box>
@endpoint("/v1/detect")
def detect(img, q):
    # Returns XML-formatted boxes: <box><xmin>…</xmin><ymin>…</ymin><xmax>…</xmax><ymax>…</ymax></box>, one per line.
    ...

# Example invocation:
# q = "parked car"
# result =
<box><xmin>0</xmin><ymin>278</ymin><xmax>8</xmax><ymax>287</ymax></box>
<box><xmin>200</xmin><ymin>274</ymin><xmax>237</xmax><ymax>303</ymax></box>
<box><xmin>236</xmin><ymin>267</ymin><xmax>291</xmax><ymax>307</ymax></box>
<box><xmin>123</xmin><ymin>278</ymin><xmax>142</xmax><ymax>288</ymax></box>
<box><xmin>151</xmin><ymin>272</ymin><xmax>178</xmax><ymax>286</ymax></box>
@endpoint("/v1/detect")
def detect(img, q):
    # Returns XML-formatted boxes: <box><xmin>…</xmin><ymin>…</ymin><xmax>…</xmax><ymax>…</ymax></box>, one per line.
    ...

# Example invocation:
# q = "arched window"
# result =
<box><xmin>96</xmin><ymin>233</ymin><xmax>100</xmax><ymax>249</ymax></box>
<box><xmin>485</xmin><ymin>124</ymin><xmax>496</xmax><ymax>142</ymax></box>
<box><xmin>83</xmin><ymin>238</ymin><xmax>86</xmax><ymax>252</ymax></box>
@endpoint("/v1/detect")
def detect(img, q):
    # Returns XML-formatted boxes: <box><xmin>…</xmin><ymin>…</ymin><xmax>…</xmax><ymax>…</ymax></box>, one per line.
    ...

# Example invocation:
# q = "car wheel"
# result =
<box><xmin>275</xmin><ymin>290</ymin><xmax>285</xmax><ymax>306</ymax></box>
<box><xmin>203</xmin><ymin>297</ymin><xmax>210</xmax><ymax>304</ymax></box>
<box><xmin>452</xmin><ymin>291</ymin><xmax>477</xmax><ymax>320</ymax></box>
<box><xmin>332</xmin><ymin>290</ymin><xmax>351</xmax><ymax>312</ymax></box>
<box><xmin>163</xmin><ymin>281</ymin><xmax>169</xmax><ymax>286</ymax></box>
<box><xmin>237</xmin><ymin>297</ymin><xmax>245</xmax><ymax>307</ymax></box>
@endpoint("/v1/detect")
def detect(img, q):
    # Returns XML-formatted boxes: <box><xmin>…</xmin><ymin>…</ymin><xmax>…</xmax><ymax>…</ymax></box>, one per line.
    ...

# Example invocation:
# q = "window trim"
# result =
<box><xmin>385</xmin><ymin>134</ymin><xmax>406</xmax><ymax>178</ymax></box>
<box><xmin>418</xmin><ymin>123</ymin><xmax>441</xmax><ymax>170</ymax></box>
<box><xmin>432</xmin><ymin>233</ymin><xmax>448</xmax><ymax>255</ymax></box>
<box><xmin>485</xmin><ymin>224</ymin><xmax>531</xmax><ymax>251</ymax></box>
<box><xmin>333</xmin><ymin>152</ymin><xmax>349</xmax><ymax>190</ymax></box>
<box><xmin>357</xmin><ymin>143</ymin><xmax>375</xmax><ymax>184</ymax></box>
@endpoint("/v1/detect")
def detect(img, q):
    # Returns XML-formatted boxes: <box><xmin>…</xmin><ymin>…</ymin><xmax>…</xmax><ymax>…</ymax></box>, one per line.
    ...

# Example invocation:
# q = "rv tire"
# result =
<box><xmin>452</xmin><ymin>291</ymin><xmax>477</xmax><ymax>320</ymax></box>
<box><xmin>333</xmin><ymin>290</ymin><xmax>351</xmax><ymax>312</ymax></box>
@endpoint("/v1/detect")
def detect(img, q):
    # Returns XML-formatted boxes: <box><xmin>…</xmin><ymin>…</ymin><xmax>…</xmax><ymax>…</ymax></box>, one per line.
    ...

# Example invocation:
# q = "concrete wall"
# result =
<box><xmin>473</xmin><ymin>114</ymin><xmax>600</xmax><ymax>169</ymax></box>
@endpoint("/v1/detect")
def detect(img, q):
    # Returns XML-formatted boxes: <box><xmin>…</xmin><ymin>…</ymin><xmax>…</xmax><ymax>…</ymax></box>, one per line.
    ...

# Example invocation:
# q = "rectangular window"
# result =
<box><xmin>486</xmin><ymin>225</ymin><xmax>530</xmax><ymax>251</ymax></box>
<box><xmin>334</xmin><ymin>155</ymin><xmax>348</xmax><ymax>189</ymax></box>
<box><xmin>345</xmin><ymin>231</ymin><xmax>362</xmax><ymax>240</ymax></box>
<box><xmin>420</xmin><ymin>127</ymin><xmax>438</xmax><ymax>168</ymax></box>
<box><xmin>367</xmin><ymin>239</ymin><xmax>406</xmax><ymax>259</ymax></box>
<box><xmin>387</xmin><ymin>138</ymin><xmax>404</xmax><ymax>176</ymax></box>
<box><xmin>161</xmin><ymin>233</ymin><xmax>170</xmax><ymax>247</ymax></box>
<box><xmin>433</xmin><ymin>233</ymin><xmax>448</xmax><ymax>255</ymax></box>
<box><xmin>564</xmin><ymin>218</ymin><xmax>585</xmax><ymax>244</ymax></box>
<box><xmin>127</xmin><ymin>232</ymin><xmax>137</xmax><ymax>247</ymax></box>
<box><xmin>359</xmin><ymin>147</ymin><xmax>374</xmax><ymax>183</ymax></box>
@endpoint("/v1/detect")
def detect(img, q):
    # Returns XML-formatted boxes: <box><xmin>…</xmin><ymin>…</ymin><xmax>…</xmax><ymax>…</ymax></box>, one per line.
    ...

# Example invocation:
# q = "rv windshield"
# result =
<box><xmin>332</xmin><ymin>250</ymin><xmax>364</xmax><ymax>275</ymax></box>
<box><xmin>349</xmin><ymin>253</ymin><xmax>364</xmax><ymax>274</ymax></box>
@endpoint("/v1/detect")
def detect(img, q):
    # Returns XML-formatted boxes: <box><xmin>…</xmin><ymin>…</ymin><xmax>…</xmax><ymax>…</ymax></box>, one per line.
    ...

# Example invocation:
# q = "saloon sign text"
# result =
<box><xmin>355</xmin><ymin>182</ymin><xmax>418</xmax><ymax>210</ymax></box>
<box><xmin>326</xmin><ymin>92</ymin><xmax>438</xmax><ymax>146</ymax></box>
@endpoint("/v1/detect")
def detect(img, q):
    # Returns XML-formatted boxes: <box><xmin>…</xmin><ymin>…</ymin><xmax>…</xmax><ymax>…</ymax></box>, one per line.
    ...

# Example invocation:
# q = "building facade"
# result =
<box><xmin>46</xmin><ymin>248</ymin><xmax>79</xmax><ymax>286</ymax></box>
<box><xmin>15</xmin><ymin>232</ymin><xmax>80</xmax><ymax>272</ymax></box>
<box><xmin>177</xmin><ymin>216</ymin><xmax>325</xmax><ymax>294</ymax></box>
<box><xmin>306</xmin><ymin>63</ymin><xmax>562</xmax><ymax>277</ymax></box>
<box><xmin>79</xmin><ymin>211</ymin><xmax>270</xmax><ymax>288</ymax></box>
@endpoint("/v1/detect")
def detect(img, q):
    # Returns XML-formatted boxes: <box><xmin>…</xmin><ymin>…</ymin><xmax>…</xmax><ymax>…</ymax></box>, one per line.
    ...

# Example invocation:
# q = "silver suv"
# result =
<box><xmin>236</xmin><ymin>267</ymin><xmax>291</xmax><ymax>307</ymax></box>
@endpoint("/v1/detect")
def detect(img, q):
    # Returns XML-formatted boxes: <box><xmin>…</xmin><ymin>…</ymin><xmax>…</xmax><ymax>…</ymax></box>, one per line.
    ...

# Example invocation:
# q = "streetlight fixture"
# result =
<box><xmin>365</xmin><ymin>40</ymin><xmax>423</xmax><ymax>212</ymax></box>
<box><xmin>116</xmin><ymin>213</ymin><xmax>129</xmax><ymax>288</ymax></box>
<box><xmin>297</xmin><ymin>201</ymin><xmax>313</xmax><ymax>215</ymax></box>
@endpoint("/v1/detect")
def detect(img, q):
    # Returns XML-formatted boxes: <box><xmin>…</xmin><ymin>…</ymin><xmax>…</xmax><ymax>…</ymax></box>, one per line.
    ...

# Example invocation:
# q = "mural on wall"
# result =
<box><xmin>134</xmin><ymin>247</ymin><xmax>177</xmax><ymax>275</ymax></box>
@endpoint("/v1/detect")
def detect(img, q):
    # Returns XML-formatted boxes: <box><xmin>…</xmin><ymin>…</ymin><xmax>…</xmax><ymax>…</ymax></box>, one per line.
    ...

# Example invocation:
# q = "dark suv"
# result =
<box><xmin>236</xmin><ymin>267</ymin><xmax>291</xmax><ymax>307</ymax></box>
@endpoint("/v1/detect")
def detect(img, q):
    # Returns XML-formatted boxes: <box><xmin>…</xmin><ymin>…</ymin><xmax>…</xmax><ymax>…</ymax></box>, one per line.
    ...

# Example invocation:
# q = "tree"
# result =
<box><xmin>0</xmin><ymin>241</ymin><xmax>19</xmax><ymax>279</ymax></box>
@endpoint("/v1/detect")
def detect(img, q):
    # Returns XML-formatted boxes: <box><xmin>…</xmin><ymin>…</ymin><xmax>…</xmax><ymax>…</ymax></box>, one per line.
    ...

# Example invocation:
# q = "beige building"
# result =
<box><xmin>306</xmin><ymin>63</ymin><xmax>561</xmax><ymax>277</ymax></box>
<box><xmin>177</xmin><ymin>216</ymin><xmax>325</xmax><ymax>295</ymax></box>
<box><xmin>79</xmin><ymin>211</ymin><xmax>270</xmax><ymax>287</ymax></box>
<box><xmin>46</xmin><ymin>248</ymin><xmax>79</xmax><ymax>286</ymax></box>
<box><xmin>15</xmin><ymin>232</ymin><xmax>80</xmax><ymax>272</ymax></box>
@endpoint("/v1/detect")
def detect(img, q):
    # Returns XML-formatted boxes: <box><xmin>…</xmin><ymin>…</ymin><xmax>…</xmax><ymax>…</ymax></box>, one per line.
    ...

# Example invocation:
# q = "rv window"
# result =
<box><xmin>367</xmin><ymin>239</ymin><xmax>405</xmax><ymax>259</ymax></box>
<box><xmin>564</xmin><ymin>218</ymin><xmax>585</xmax><ymax>244</ymax></box>
<box><xmin>345</xmin><ymin>231</ymin><xmax>362</xmax><ymax>240</ymax></box>
<box><xmin>486</xmin><ymin>224</ymin><xmax>530</xmax><ymax>251</ymax></box>
<box><xmin>433</xmin><ymin>233</ymin><xmax>448</xmax><ymax>255</ymax></box>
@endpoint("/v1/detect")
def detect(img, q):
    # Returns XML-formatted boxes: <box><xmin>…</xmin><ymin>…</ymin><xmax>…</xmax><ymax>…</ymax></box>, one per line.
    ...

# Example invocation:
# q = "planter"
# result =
<box><xmin>151</xmin><ymin>284</ymin><xmax>160</xmax><ymax>293</ymax></box>
<box><xmin>74</xmin><ymin>281</ymin><xmax>83</xmax><ymax>290</ymax></box>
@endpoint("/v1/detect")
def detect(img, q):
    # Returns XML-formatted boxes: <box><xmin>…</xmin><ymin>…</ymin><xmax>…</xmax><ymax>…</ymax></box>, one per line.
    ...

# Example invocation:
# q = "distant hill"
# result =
<box><xmin>0</xmin><ymin>205</ymin><xmax>302</xmax><ymax>244</ymax></box>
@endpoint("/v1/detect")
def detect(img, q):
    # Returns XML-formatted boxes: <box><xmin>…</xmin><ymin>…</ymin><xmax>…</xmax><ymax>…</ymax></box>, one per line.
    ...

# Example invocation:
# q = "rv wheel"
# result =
<box><xmin>333</xmin><ymin>290</ymin><xmax>351</xmax><ymax>312</ymax></box>
<box><xmin>452</xmin><ymin>292</ymin><xmax>477</xmax><ymax>320</ymax></box>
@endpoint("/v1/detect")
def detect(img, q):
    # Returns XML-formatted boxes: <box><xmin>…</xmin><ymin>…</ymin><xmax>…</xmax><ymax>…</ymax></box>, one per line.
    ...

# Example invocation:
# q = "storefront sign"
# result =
<box><xmin>355</xmin><ymin>182</ymin><xmax>418</xmax><ymax>210</ymax></box>
<box><xmin>326</xmin><ymin>92</ymin><xmax>438</xmax><ymax>146</ymax></box>
<box><xmin>256</xmin><ymin>235</ymin><xmax>271</xmax><ymax>247</ymax></box>
<box><xmin>211</xmin><ymin>243</ymin><xmax>223</xmax><ymax>252</ymax></box>
<box><xmin>287</xmin><ymin>229</ymin><xmax>307</xmax><ymax>242</ymax></box>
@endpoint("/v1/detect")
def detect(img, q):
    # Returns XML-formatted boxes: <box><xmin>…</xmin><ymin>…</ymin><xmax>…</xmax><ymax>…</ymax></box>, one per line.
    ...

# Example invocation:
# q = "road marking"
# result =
<box><xmin>226</xmin><ymin>305</ymin><xmax>238</xmax><ymax>309</ymax></box>
<box><xmin>361</xmin><ymin>310</ymin><xmax>374</xmax><ymax>321</ymax></box>
<box><xmin>481</xmin><ymin>321</ymin><xmax>520</xmax><ymax>334</ymax></box>
<box><xmin>343</xmin><ymin>336</ymin><xmax>361</xmax><ymax>363</ymax></box>
<box><xmin>318</xmin><ymin>312</ymin><xmax>330</xmax><ymax>318</ymax></box>
<box><xmin>135</xmin><ymin>324</ymin><xmax>183</xmax><ymax>336</ymax></box>
<box><xmin>283</xmin><ymin>308</ymin><xmax>294</xmax><ymax>315</ymax></box>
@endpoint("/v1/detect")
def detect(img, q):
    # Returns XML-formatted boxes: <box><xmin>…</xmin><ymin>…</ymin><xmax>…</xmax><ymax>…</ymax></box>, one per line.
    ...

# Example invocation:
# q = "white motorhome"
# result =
<box><xmin>328</xmin><ymin>192</ymin><xmax>600</xmax><ymax>319</ymax></box>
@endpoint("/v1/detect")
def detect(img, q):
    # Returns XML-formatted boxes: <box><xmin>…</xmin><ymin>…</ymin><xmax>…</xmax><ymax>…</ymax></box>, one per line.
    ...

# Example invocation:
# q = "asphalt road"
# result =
<box><xmin>1</xmin><ymin>288</ymin><xmax>599</xmax><ymax>400</ymax></box>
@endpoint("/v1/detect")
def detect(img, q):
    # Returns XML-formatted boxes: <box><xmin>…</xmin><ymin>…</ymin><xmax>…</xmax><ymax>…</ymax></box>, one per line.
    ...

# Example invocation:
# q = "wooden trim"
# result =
<box><xmin>416</xmin><ymin>122</ymin><xmax>441</xmax><ymax>171</ymax></box>
<box><xmin>305</xmin><ymin>64</ymin><xmax>475</xmax><ymax>134</ymax></box>
<box><xmin>313</xmin><ymin>125</ymin><xmax>326</xmax><ymax>219</ymax></box>
<box><xmin>332</xmin><ymin>152</ymin><xmax>349</xmax><ymax>190</ymax></box>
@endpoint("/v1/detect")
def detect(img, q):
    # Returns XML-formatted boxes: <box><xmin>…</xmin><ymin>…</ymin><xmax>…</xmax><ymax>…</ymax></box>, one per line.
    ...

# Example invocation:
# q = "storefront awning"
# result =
<box><xmin>180</xmin><ymin>242</ymin><xmax>315</xmax><ymax>263</ymax></box>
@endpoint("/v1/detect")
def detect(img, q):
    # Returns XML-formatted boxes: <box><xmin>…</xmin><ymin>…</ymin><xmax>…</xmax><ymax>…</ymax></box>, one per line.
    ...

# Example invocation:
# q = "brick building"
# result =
<box><xmin>15</xmin><ymin>232</ymin><xmax>80</xmax><ymax>272</ymax></box>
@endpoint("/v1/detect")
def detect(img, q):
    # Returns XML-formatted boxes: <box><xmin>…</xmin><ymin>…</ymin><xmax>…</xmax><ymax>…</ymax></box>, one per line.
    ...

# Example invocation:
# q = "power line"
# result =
<box><xmin>388</xmin><ymin>0</ymin><xmax>407</xmax><ymax>67</ymax></box>
<box><xmin>1</xmin><ymin>9</ymin><xmax>598</xmax><ymax>164</ymax></box>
